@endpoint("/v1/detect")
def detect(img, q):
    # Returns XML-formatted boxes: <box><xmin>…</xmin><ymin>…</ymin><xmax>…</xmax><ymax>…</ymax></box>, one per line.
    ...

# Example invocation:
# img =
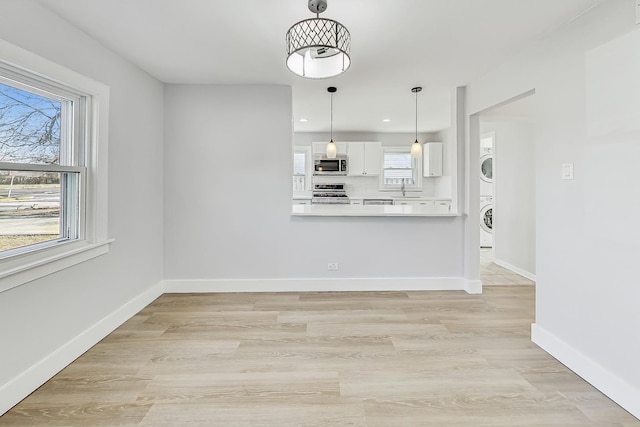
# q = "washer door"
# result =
<box><xmin>480</xmin><ymin>154</ymin><xmax>493</xmax><ymax>182</ymax></box>
<box><xmin>480</xmin><ymin>205</ymin><xmax>493</xmax><ymax>233</ymax></box>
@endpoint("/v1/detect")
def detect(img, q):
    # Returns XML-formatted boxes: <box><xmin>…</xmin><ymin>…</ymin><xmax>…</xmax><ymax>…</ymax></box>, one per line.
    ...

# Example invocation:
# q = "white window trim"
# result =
<box><xmin>379</xmin><ymin>146</ymin><xmax>423</xmax><ymax>192</ymax></box>
<box><xmin>0</xmin><ymin>39</ymin><xmax>111</xmax><ymax>294</ymax></box>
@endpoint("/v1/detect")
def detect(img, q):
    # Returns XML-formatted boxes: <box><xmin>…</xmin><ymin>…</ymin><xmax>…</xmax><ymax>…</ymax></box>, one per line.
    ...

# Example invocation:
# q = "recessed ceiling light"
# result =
<box><xmin>382</xmin><ymin>119</ymin><xmax>391</xmax><ymax>122</ymax></box>
<box><xmin>299</xmin><ymin>118</ymin><xmax>308</xmax><ymax>122</ymax></box>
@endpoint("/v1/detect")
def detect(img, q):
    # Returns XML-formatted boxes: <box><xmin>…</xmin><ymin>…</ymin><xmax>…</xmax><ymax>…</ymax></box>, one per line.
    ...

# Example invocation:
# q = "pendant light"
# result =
<box><xmin>410</xmin><ymin>87</ymin><xmax>423</xmax><ymax>158</ymax></box>
<box><xmin>326</xmin><ymin>86</ymin><xmax>337</xmax><ymax>158</ymax></box>
<box><xmin>286</xmin><ymin>0</ymin><xmax>351</xmax><ymax>79</ymax></box>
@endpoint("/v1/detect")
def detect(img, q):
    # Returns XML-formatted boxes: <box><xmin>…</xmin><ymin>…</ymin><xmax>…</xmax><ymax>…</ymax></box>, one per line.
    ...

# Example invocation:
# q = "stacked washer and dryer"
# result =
<box><xmin>480</xmin><ymin>135</ymin><xmax>494</xmax><ymax>248</ymax></box>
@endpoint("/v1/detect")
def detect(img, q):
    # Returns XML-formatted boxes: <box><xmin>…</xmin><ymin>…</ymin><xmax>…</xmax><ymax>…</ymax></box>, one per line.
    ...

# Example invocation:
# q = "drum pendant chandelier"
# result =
<box><xmin>286</xmin><ymin>0</ymin><xmax>351</xmax><ymax>79</ymax></box>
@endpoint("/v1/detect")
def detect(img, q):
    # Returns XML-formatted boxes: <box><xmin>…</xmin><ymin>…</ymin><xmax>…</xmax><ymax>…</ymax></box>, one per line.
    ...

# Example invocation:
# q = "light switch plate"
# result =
<box><xmin>562</xmin><ymin>163</ymin><xmax>574</xmax><ymax>180</ymax></box>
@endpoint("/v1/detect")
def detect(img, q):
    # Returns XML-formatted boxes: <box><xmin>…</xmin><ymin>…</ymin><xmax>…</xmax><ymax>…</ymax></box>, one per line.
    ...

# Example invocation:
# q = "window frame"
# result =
<box><xmin>292</xmin><ymin>146</ymin><xmax>312</xmax><ymax>197</ymax></box>
<box><xmin>379</xmin><ymin>146</ymin><xmax>423</xmax><ymax>192</ymax></box>
<box><xmin>0</xmin><ymin>39</ymin><xmax>111</xmax><ymax>293</ymax></box>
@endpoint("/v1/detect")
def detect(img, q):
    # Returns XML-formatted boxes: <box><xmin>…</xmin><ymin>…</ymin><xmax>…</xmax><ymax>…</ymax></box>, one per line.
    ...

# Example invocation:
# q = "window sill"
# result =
<box><xmin>0</xmin><ymin>238</ymin><xmax>114</xmax><ymax>294</ymax></box>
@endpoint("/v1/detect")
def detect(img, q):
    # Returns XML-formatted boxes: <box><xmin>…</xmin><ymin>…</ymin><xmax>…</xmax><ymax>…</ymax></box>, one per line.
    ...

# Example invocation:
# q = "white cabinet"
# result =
<box><xmin>292</xmin><ymin>199</ymin><xmax>311</xmax><ymax>205</ymax></box>
<box><xmin>348</xmin><ymin>142</ymin><xmax>382</xmax><ymax>176</ymax></box>
<box><xmin>434</xmin><ymin>199</ymin><xmax>452</xmax><ymax>212</ymax></box>
<box><xmin>312</xmin><ymin>141</ymin><xmax>347</xmax><ymax>156</ymax></box>
<box><xmin>423</xmin><ymin>142</ymin><xmax>443</xmax><ymax>177</ymax></box>
<box><xmin>395</xmin><ymin>199</ymin><xmax>434</xmax><ymax>208</ymax></box>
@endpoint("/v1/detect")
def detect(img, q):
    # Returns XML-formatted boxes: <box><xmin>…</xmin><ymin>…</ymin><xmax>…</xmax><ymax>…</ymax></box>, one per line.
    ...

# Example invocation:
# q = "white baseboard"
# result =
<box><xmin>493</xmin><ymin>258</ymin><xmax>536</xmax><ymax>282</ymax></box>
<box><xmin>531</xmin><ymin>323</ymin><xmax>640</xmax><ymax>420</ymax></box>
<box><xmin>464</xmin><ymin>279</ymin><xmax>483</xmax><ymax>294</ymax></box>
<box><xmin>163</xmin><ymin>277</ymin><xmax>475</xmax><ymax>294</ymax></box>
<box><xmin>0</xmin><ymin>282</ymin><xmax>164</xmax><ymax>416</ymax></box>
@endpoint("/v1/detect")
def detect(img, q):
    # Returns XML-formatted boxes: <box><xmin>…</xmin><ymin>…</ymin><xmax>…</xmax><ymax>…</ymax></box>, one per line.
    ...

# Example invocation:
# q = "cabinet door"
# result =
<box><xmin>363</xmin><ymin>142</ymin><xmax>382</xmax><ymax>176</ymax></box>
<box><xmin>423</xmin><ymin>142</ymin><xmax>443</xmax><ymax>177</ymax></box>
<box><xmin>396</xmin><ymin>200</ymin><xmax>435</xmax><ymax>208</ymax></box>
<box><xmin>347</xmin><ymin>142</ymin><xmax>365</xmax><ymax>176</ymax></box>
<box><xmin>348</xmin><ymin>142</ymin><xmax>381</xmax><ymax>176</ymax></box>
<box><xmin>292</xmin><ymin>199</ymin><xmax>311</xmax><ymax>205</ymax></box>
<box><xmin>434</xmin><ymin>200</ymin><xmax>451</xmax><ymax>212</ymax></box>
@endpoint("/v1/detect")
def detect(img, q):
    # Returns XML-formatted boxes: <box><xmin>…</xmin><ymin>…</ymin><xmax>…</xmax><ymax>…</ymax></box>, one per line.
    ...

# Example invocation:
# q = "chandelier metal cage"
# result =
<box><xmin>286</xmin><ymin>0</ymin><xmax>351</xmax><ymax>79</ymax></box>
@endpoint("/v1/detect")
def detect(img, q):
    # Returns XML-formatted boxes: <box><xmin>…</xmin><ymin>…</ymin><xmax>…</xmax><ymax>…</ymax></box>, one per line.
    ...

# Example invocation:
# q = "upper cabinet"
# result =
<box><xmin>348</xmin><ymin>142</ymin><xmax>382</xmax><ymax>176</ymax></box>
<box><xmin>423</xmin><ymin>142</ymin><xmax>443</xmax><ymax>177</ymax></box>
<box><xmin>312</xmin><ymin>141</ymin><xmax>348</xmax><ymax>156</ymax></box>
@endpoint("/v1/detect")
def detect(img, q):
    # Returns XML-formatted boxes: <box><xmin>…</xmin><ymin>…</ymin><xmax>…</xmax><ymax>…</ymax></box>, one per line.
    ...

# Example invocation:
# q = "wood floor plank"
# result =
<box><xmin>2</xmin><ymin>285</ymin><xmax>638</xmax><ymax>426</ymax></box>
<box><xmin>362</xmin><ymin>392</ymin><xmax>596</xmax><ymax>426</ymax></box>
<box><xmin>139</xmin><ymin>400</ymin><xmax>366</xmax><ymax>427</ymax></box>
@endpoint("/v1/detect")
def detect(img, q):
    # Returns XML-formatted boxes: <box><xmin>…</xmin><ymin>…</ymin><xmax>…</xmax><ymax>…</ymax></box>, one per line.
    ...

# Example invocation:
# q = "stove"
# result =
<box><xmin>312</xmin><ymin>183</ymin><xmax>350</xmax><ymax>205</ymax></box>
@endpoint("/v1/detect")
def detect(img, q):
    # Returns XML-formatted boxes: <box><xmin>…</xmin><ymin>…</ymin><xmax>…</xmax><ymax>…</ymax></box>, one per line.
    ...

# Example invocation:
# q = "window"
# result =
<box><xmin>0</xmin><ymin>79</ymin><xmax>83</xmax><ymax>255</ymax></box>
<box><xmin>292</xmin><ymin>146</ymin><xmax>311</xmax><ymax>194</ymax></box>
<box><xmin>380</xmin><ymin>147</ymin><xmax>422</xmax><ymax>190</ymax></box>
<box><xmin>0</xmin><ymin>40</ymin><xmax>110</xmax><ymax>292</ymax></box>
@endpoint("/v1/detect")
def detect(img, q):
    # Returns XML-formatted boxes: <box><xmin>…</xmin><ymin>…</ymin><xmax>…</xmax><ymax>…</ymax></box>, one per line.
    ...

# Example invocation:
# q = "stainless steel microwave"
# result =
<box><xmin>313</xmin><ymin>155</ymin><xmax>348</xmax><ymax>175</ymax></box>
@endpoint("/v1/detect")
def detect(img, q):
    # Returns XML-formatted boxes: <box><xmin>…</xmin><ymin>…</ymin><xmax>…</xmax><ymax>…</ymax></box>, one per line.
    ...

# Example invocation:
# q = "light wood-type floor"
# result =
<box><xmin>480</xmin><ymin>248</ymin><xmax>536</xmax><ymax>286</ymax></box>
<box><xmin>2</xmin><ymin>287</ymin><xmax>638</xmax><ymax>426</ymax></box>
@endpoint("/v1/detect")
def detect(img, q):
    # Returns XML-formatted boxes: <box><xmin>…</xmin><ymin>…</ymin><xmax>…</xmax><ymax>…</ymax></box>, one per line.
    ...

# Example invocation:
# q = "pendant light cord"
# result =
<box><xmin>330</xmin><ymin>91</ymin><xmax>334</xmax><ymax>141</ymax></box>
<box><xmin>415</xmin><ymin>89</ymin><xmax>418</xmax><ymax>142</ymax></box>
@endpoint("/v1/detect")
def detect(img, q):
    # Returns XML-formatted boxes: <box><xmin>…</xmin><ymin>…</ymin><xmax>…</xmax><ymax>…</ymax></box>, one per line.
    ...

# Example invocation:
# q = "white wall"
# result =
<box><xmin>164</xmin><ymin>86</ymin><xmax>465</xmax><ymax>282</ymax></box>
<box><xmin>0</xmin><ymin>0</ymin><xmax>164</xmax><ymax>407</ymax></box>
<box><xmin>467</xmin><ymin>0</ymin><xmax>640</xmax><ymax>416</ymax></box>
<box><xmin>480</xmin><ymin>120</ymin><xmax>536</xmax><ymax>276</ymax></box>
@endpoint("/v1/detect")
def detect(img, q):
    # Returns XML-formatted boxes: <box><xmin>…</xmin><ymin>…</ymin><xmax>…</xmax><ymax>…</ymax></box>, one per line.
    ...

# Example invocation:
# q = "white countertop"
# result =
<box><xmin>352</xmin><ymin>195</ymin><xmax>451</xmax><ymax>201</ymax></box>
<box><xmin>291</xmin><ymin>204</ymin><xmax>461</xmax><ymax>217</ymax></box>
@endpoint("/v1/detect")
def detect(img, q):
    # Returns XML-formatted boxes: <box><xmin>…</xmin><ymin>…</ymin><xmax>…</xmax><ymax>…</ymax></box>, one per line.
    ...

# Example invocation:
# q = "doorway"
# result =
<box><xmin>477</xmin><ymin>93</ymin><xmax>537</xmax><ymax>286</ymax></box>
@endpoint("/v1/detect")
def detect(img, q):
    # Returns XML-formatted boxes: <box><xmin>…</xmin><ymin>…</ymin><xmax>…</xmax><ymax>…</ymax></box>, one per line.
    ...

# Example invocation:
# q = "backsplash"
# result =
<box><xmin>311</xmin><ymin>174</ymin><xmax>452</xmax><ymax>199</ymax></box>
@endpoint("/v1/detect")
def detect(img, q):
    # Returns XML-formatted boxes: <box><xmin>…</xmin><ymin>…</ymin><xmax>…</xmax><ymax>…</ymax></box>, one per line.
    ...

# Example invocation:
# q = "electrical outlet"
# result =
<box><xmin>327</xmin><ymin>262</ymin><xmax>339</xmax><ymax>271</ymax></box>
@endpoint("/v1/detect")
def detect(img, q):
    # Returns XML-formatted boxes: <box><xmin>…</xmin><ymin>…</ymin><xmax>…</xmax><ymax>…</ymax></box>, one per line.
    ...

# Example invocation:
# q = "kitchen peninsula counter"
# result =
<box><xmin>291</xmin><ymin>204</ymin><xmax>461</xmax><ymax>217</ymax></box>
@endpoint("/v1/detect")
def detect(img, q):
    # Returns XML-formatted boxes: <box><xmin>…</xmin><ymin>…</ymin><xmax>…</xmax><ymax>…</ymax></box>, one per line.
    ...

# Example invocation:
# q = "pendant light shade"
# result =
<box><xmin>326</xmin><ymin>140</ymin><xmax>337</xmax><ymax>158</ymax></box>
<box><xmin>411</xmin><ymin>87</ymin><xmax>423</xmax><ymax>159</ymax></box>
<box><xmin>286</xmin><ymin>0</ymin><xmax>351</xmax><ymax>79</ymax></box>
<box><xmin>326</xmin><ymin>86</ymin><xmax>337</xmax><ymax>158</ymax></box>
<box><xmin>411</xmin><ymin>140</ymin><xmax>422</xmax><ymax>158</ymax></box>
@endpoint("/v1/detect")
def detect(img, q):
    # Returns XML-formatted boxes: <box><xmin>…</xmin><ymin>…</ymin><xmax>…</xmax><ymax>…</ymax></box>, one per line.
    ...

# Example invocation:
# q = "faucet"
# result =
<box><xmin>401</xmin><ymin>179</ymin><xmax>406</xmax><ymax>197</ymax></box>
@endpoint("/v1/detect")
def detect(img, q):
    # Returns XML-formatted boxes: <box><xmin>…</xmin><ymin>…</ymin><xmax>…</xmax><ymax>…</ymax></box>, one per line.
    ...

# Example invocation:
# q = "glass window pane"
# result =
<box><xmin>382</xmin><ymin>150</ymin><xmax>417</xmax><ymax>187</ymax></box>
<box><xmin>383</xmin><ymin>152</ymin><xmax>411</xmax><ymax>169</ymax></box>
<box><xmin>0</xmin><ymin>82</ymin><xmax>61</xmax><ymax>165</ymax></box>
<box><xmin>383</xmin><ymin>169</ymin><xmax>414</xmax><ymax>185</ymax></box>
<box><xmin>0</xmin><ymin>170</ymin><xmax>79</xmax><ymax>253</ymax></box>
<box><xmin>293</xmin><ymin>151</ymin><xmax>306</xmax><ymax>175</ymax></box>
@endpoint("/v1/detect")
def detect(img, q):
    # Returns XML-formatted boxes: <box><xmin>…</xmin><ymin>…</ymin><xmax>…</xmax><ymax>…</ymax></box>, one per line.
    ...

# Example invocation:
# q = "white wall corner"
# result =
<box><xmin>531</xmin><ymin>323</ymin><xmax>640</xmax><ymax>419</ymax></box>
<box><xmin>163</xmin><ymin>277</ymin><xmax>468</xmax><ymax>294</ymax></box>
<box><xmin>0</xmin><ymin>281</ymin><xmax>164</xmax><ymax>416</ymax></box>
<box><xmin>464</xmin><ymin>279</ymin><xmax>483</xmax><ymax>294</ymax></box>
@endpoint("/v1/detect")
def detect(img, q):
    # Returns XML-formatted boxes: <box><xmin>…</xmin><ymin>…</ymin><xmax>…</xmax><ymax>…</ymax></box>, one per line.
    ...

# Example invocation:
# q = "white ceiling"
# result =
<box><xmin>37</xmin><ymin>0</ymin><xmax>602</xmax><ymax>134</ymax></box>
